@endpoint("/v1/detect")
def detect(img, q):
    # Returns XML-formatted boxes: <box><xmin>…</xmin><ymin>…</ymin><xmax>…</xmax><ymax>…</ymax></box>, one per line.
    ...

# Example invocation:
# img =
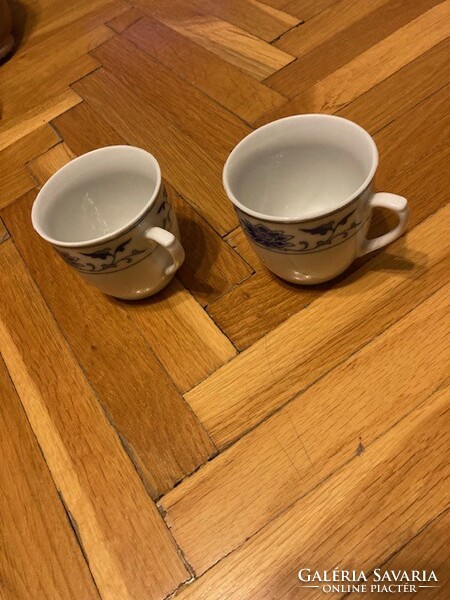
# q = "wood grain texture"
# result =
<box><xmin>365</xmin><ymin>510</ymin><xmax>450</xmax><ymax>598</ymax></box>
<box><xmin>257</xmin><ymin>28</ymin><xmax>450</xmax><ymax>127</ymax></box>
<box><xmin>266</xmin><ymin>0</ymin><xmax>443</xmax><ymax>98</ymax></box>
<box><xmin>2</xmin><ymin>192</ymin><xmax>215</xmax><ymax>498</ymax></box>
<box><xmin>132</xmin><ymin>0</ymin><xmax>295</xmax><ymax>80</ymax></box>
<box><xmin>0</xmin><ymin>217</ymin><xmax>9</xmax><ymax>244</ymax></box>
<box><xmin>0</xmin><ymin>1</ymin><xmax>127</xmax><ymax>149</ymax></box>
<box><xmin>169</xmin><ymin>186</ymin><xmax>253</xmax><ymax>306</ymax></box>
<box><xmin>91</xmin><ymin>35</ymin><xmax>252</xmax><ymax>162</ymax></box>
<box><xmin>224</xmin><ymin>227</ymin><xmax>261</xmax><ymax>271</ymax></box>
<box><xmin>176</xmin><ymin>383</ymin><xmax>450</xmax><ymax>599</ymax></box>
<box><xmin>280</xmin><ymin>0</ymin><xmax>341</xmax><ymax>19</ymax></box>
<box><xmin>182</xmin><ymin>0</ymin><xmax>300</xmax><ymax>42</ymax></box>
<box><xmin>0</xmin><ymin>88</ymin><xmax>83</xmax><ymax>154</ymax></box>
<box><xmin>0</xmin><ymin>355</ymin><xmax>100</xmax><ymax>600</ymax></box>
<box><xmin>1</xmin><ymin>0</ymin><xmax>448</xmax><ymax>593</ymax></box>
<box><xmin>0</xmin><ymin>126</ymin><xmax>59</xmax><ymax>209</ymax></box>
<box><xmin>13</xmin><ymin>0</ymin><xmax>127</xmax><ymax>45</ymax></box>
<box><xmin>254</xmin><ymin>0</ymin><xmax>339</xmax><ymax>19</ymax></box>
<box><xmin>52</xmin><ymin>101</ymin><xmax>127</xmax><ymax>152</ymax></box>
<box><xmin>72</xmin><ymin>69</ymin><xmax>237</xmax><ymax>234</ymax></box>
<box><xmin>276</xmin><ymin>0</ymin><xmax>391</xmax><ymax>55</ymax></box>
<box><xmin>106</xmin><ymin>6</ymin><xmax>145</xmax><ymax>32</ymax></box>
<box><xmin>336</xmin><ymin>39</ymin><xmax>450</xmax><ymax>134</ymax></box>
<box><xmin>52</xmin><ymin>105</ymin><xmax>252</xmax><ymax>305</ymax></box>
<box><xmin>122</xmin><ymin>16</ymin><xmax>288</xmax><ymax>124</ymax></box>
<box><xmin>188</xmin><ymin>205</ymin><xmax>450</xmax><ymax>447</ymax></box>
<box><xmin>209</xmin><ymin>91</ymin><xmax>450</xmax><ymax>348</ymax></box>
<box><xmin>161</xmin><ymin>285</ymin><xmax>450</xmax><ymax>574</ymax></box>
<box><xmin>300</xmin><ymin>1</ymin><xmax>450</xmax><ymax>113</ymax></box>
<box><xmin>0</xmin><ymin>242</ymin><xmax>190</xmax><ymax>600</ymax></box>
<box><xmin>28</xmin><ymin>142</ymin><xmax>76</xmax><ymax>184</ymax></box>
<box><xmin>119</xmin><ymin>277</ymin><xmax>236</xmax><ymax>393</ymax></box>
<box><xmin>375</xmin><ymin>89</ymin><xmax>449</xmax><ymax>187</ymax></box>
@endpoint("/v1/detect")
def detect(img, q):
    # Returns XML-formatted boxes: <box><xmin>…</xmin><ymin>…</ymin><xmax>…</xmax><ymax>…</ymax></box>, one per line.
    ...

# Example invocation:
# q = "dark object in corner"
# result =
<box><xmin>0</xmin><ymin>0</ymin><xmax>14</xmax><ymax>61</ymax></box>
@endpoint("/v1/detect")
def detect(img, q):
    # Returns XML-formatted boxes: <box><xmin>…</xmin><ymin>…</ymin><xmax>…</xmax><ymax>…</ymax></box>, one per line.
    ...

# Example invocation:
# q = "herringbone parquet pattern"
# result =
<box><xmin>0</xmin><ymin>1</ymin><xmax>449</xmax><ymax>598</ymax></box>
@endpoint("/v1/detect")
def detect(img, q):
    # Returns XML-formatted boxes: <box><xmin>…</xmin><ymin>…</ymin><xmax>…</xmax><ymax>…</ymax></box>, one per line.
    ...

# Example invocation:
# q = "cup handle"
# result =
<box><xmin>358</xmin><ymin>192</ymin><xmax>409</xmax><ymax>257</ymax></box>
<box><xmin>145</xmin><ymin>227</ymin><xmax>185</xmax><ymax>276</ymax></box>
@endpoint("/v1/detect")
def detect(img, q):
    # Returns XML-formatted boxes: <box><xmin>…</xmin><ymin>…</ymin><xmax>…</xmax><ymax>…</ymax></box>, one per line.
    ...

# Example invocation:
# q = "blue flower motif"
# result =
<box><xmin>241</xmin><ymin>220</ymin><xmax>295</xmax><ymax>250</ymax></box>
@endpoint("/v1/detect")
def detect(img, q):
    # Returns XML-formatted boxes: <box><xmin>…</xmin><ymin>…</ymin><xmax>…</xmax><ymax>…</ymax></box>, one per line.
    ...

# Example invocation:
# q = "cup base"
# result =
<box><xmin>106</xmin><ymin>272</ymin><xmax>175</xmax><ymax>300</ymax></box>
<box><xmin>272</xmin><ymin>264</ymin><xmax>350</xmax><ymax>286</ymax></box>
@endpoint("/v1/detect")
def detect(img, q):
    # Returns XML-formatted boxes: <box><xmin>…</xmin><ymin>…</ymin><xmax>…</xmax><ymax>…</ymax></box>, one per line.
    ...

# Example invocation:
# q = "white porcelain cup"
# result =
<box><xmin>223</xmin><ymin>114</ymin><xmax>409</xmax><ymax>284</ymax></box>
<box><xmin>32</xmin><ymin>146</ymin><xmax>185</xmax><ymax>299</ymax></box>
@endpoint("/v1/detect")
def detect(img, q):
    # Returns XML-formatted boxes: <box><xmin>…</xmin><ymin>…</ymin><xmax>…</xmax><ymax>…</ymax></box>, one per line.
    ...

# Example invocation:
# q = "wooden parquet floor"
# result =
<box><xmin>0</xmin><ymin>1</ymin><xmax>449</xmax><ymax>599</ymax></box>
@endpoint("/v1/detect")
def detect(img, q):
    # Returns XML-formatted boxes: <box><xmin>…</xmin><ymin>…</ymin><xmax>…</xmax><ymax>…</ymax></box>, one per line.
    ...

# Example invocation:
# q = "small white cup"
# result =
<box><xmin>223</xmin><ymin>114</ymin><xmax>409</xmax><ymax>284</ymax></box>
<box><xmin>32</xmin><ymin>146</ymin><xmax>185</xmax><ymax>299</ymax></box>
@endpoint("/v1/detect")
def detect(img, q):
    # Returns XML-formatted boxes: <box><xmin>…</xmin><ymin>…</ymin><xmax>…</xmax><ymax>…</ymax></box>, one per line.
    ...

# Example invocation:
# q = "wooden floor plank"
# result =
<box><xmin>106</xmin><ymin>6</ymin><xmax>145</xmax><ymax>32</ymax></box>
<box><xmin>0</xmin><ymin>217</ymin><xmax>9</xmax><ymax>244</ymax></box>
<box><xmin>257</xmin><ymin>26</ymin><xmax>449</xmax><ymax>127</ymax></box>
<box><xmin>0</xmin><ymin>126</ymin><xmax>60</xmax><ymax>210</ymax></box>
<box><xmin>118</xmin><ymin>278</ymin><xmax>236</xmax><ymax>393</ymax></box>
<box><xmin>168</xmin><ymin>186</ymin><xmax>253</xmax><ymax>306</ymax></box>
<box><xmin>1</xmin><ymin>0</ymin><xmax>446</xmax><ymax>594</ymax></box>
<box><xmin>1</xmin><ymin>87</ymin><xmax>83</xmax><ymax>155</ymax></box>
<box><xmin>207</xmin><ymin>119</ymin><xmax>450</xmax><ymax>349</ymax></box>
<box><xmin>280</xmin><ymin>0</ymin><xmax>341</xmax><ymax>20</ymax></box>
<box><xmin>275</xmin><ymin>0</ymin><xmax>391</xmax><ymax>55</ymax></box>
<box><xmin>52</xmin><ymin>101</ymin><xmax>126</xmax><ymax>151</ymax></box>
<box><xmin>131</xmin><ymin>0</ymin><xmax>295</xmax><ymax>80</ymax></box>
<box><xmin>0</xmin><ymin>241</ymin><xmax>190</xmax><ymax>600</ymax></box>
<box><xmin>337</xmin><ymin>39</ymin><xmax>450</xmax><ymax>134</ymax></box>
<box><xmin>181</xmin><ymin>0</ymin><xmax>300</xmax><ymax>42</ymax></box>
<box><xmin>256</xmin><ymin>0</ymin><xmax>339</xmax><ymax>19</ymax></box>
<box><xmin>0</xmin><ymin>2</ymin><xmax>126</xmax><ymax>149</ymax></box>
<box><xmin>365</xmin><ymin>511</ymin><xmax>450</xmax><ymax>598</ymax></box>
<box><xmin>161</xmin><ymin>285</ymin><xmax>450</xmax><ymax>574</ymax></box>
<box><xmin>1</xmin><ymin>192</ymin><xmax>215</xmax><ymax>498</ymax></box>
<box><xmin>374</xmin><ymin>89</ymin><xmax>449</xmax><ymax>187</ymax></box>
<box><xmin>91</xmin><ymin>35</ymin><xmax>252</xmax><ymax>162</ymax></box>
<box><xmin>266</xmin><ymin>0</ymin><xmax>442</xmax><ymax>99</ymax></box>
<box><xmin>161</xmin><ymin>286</ymin><xmax>450</xmax><ymax>575</ymax></box>
<box><xmin>248</xmin><ymin>0</ymin><xmax>291</xmax><ymax>10</ymax></box>
<box><xmin>176</xmin><ymin>383</ymin><xmax>450</xmax><ymax>598</ymax></box>
<box><xmin>13</xmin><ymin>0</ymin><xmax>127</xmax><ymax>46</ymax></box>
<box><xmin>208</xmin><ymin>266</ymin><xmax>312</xmax><ymax>350</ymax></box>
<box><xmin>296</xmin><ymin>1</ymin><xmax>449</xmax><ymax>114</ymax></box>
<box><xmin>71</xmin><ymin>70</ymin><xmax>237</xmax><ymax>234</ymax></box>
<box><xmin>224</xmin><ymin>227</ymin><xmax>261</xmax><ymax>271</ymax></box>
<box><xmin>187</xmin><ymin>204</ymin><xmax>450</xmax><ymax>447</ymax></box>
<box><xmin>28</xmin><ymin>142</ymin><xmax>76</xmax><ymax>184</ymax></box>
<box><xmin>0</xmin><ymin>356</ymin><xmax>100</xmax><ymax>600</ymax></box>
<box><xmin>121</xmin><ymin>16</ymin><xmax>288</xmax><ymax>124</ymax></box>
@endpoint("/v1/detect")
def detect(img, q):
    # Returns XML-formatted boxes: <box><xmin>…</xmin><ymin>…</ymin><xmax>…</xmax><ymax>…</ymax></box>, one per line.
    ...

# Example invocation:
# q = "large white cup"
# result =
<box><xmin>223</xmin><ymin>114</ymin><xmax>409</xmax><ymax>284</ymax></box>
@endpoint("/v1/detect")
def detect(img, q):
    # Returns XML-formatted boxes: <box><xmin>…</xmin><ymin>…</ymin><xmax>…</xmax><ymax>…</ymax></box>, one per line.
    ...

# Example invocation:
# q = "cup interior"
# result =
<box><xmin>223</xmin><ymin>115</ymin><xmax>378</xmax><ymax>221</ymax></box>
<box><xmin>32</xmin><ymin>146</ymin><xmax>160</xmax><ymax>246</ymax></box>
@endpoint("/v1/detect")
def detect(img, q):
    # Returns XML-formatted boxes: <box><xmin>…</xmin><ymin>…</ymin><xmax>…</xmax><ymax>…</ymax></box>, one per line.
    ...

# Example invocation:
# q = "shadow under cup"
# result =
<box><xmin>223</xmin><ymin>114</ymin><xmax>380</xmax><ymax>284</ymax></box>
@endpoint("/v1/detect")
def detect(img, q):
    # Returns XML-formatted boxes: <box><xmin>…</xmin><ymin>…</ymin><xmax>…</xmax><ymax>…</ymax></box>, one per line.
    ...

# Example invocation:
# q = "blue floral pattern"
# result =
<box><xmin>239</xmin><ymin>209</ymin><xmax>363</xmax><ymax>254</ymax></box>
<box><xmin>56</xmin><ymin>238</ymin><xmax>148</xmax><ymax>273</ymax></box>
<box><xmin>241</xmin><ymin>220</ymin><xmax>295</xmax><ymax>250</ymax></box>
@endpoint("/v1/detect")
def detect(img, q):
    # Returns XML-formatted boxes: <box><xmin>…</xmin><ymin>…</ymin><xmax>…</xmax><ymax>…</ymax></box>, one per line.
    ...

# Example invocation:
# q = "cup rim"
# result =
<box><xmin>31</xmin><ymin>145</ymin><xmax>162</xmax><ymax>248</ymax></box>
<box><xmin>222</xmin><ymin>114</ymin><xmax>379</xmax><ymax>223</ymax></box>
